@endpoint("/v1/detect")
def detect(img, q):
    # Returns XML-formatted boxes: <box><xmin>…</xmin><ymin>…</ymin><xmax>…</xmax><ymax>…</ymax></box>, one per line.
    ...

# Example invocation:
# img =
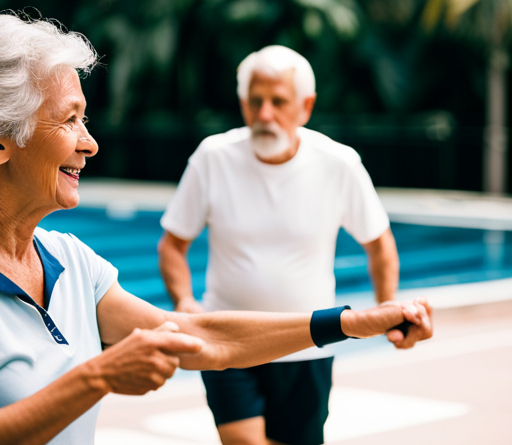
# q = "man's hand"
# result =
<box><xmin>86</xmin><ymin>322</ymin><xmax>204</xmax><ymax>396</ymax></box>
<box><xmin>175</xmin><ymin>296</ymin><xmax>205</xmax><ymax>314</ymax></box>
<box><xmin>384</xmin><ymin>297</ymin><xmax>433</xmax><ymax>349</ymax></box>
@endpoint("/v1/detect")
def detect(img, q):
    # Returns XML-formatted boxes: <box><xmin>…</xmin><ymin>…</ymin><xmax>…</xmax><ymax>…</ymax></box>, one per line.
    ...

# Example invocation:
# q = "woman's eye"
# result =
<box><xmin>66</xmin><ymin>116</ymin><xmax>77</xmax><ymax>126</ymax></box>
<box><xmin>81</xmin><ymin>116</ymin><xmax>89</xmax><ymax>125</ymax></box>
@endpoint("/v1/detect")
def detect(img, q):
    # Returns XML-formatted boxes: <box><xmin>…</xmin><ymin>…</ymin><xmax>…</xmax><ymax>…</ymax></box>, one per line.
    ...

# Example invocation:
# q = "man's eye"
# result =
<box><xmin>250</xmin><ymin>98</ymin><xmax>262</xmax><ymax>108</ymax></box>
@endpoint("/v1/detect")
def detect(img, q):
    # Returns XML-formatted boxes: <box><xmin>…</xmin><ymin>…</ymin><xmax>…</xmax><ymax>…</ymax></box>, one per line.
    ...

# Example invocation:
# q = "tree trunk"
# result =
<box><xmin>483</xmin><ymin>46</ymin><xmax>509</xmax><ymax>194</ymax></box>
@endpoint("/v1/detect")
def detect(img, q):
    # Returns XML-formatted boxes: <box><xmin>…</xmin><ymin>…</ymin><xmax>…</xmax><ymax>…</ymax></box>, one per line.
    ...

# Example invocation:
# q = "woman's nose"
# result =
<box><xmin>77</xmin><ymin>124</ymin><xmax>99</xmax><ymax>157</ymax></box>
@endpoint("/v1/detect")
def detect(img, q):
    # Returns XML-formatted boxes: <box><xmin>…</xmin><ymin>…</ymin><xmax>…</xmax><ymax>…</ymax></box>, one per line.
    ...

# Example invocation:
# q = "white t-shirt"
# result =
<box><xmin>161</xmin><ymin>126</ymin><xmax>389</xmax><ymax>361</ymax></box>
<box><xmin>0</xmin><ymin>227</ymin><xmax>118</xmax><ymax>444</ymax></box>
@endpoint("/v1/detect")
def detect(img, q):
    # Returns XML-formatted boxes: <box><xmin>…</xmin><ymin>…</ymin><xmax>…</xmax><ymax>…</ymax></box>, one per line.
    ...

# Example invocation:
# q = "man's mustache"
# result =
<box><xmin>252</xmin><ymin>123</ymin><xmax>280</xmax><ymax>137</ymax></box>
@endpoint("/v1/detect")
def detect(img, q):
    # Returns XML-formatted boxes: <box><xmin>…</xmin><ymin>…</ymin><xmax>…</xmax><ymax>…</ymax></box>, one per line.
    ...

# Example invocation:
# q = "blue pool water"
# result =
<box><xmin>39</xmin><ymin>208</ymin><xmax>512</xmax><ymax>311</ymax></box>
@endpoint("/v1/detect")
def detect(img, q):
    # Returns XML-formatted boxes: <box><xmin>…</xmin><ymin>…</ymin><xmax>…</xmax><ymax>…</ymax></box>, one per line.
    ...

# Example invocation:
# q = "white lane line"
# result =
<box><xmin>95</xmin><ymin>428</ymin><xmax>203</xmax><ymax>445</ymax></box>
<box><xmin>143</xmin><ymin>407</ymin><xmax>221</xmax><ymax>443</ymax></box>
<box><xmin>335</xmin><ymin>328</ymin><xmax>512</xmax><ymax>375</ymax></box>
<box><xmin>325</xmin><ymin>387</ymin><xmax>470</xmax><ymax>442</ymax></box>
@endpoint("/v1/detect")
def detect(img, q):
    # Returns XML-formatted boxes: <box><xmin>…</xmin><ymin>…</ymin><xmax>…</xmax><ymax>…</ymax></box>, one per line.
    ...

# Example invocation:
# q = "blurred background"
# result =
<box><xmin>2</xmin><ymin>0</ymin><xmax>511</xmax><ymax>194</ymax></box>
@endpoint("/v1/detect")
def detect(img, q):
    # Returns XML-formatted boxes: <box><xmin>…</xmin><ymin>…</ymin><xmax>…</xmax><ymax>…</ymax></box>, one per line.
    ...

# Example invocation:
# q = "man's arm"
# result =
<box><xmin>362</xmin><ymin>228</ymin><xmax>429</xmax><ymax>349</ymax></box>
<box><xmin>158</xmin><ymin>231</ymin><xmax>204</xmax><ymax>313</ymax></box>
<box><xmin>361</xmin><ymin>228</ymin><xmax>399</xmax><ymax>304</ymax></box>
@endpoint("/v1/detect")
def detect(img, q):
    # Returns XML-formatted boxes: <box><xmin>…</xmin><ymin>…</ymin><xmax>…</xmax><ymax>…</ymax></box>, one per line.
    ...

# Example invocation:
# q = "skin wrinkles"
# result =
<box><xmin>0</xmin><ymin>67</ymin><xmax>98</xmax><ymax>259</ymax></box>
<box><xmin>11</xmin><ymin>68</ymin><xmax>97</xmax><ymax>216</ymax></box>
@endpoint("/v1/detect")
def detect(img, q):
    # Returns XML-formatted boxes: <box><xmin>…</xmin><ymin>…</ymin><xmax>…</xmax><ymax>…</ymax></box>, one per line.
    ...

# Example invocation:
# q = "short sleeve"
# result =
<box><xmin>160</xmin><ymin>159</ymin><xmax>209</xmax><ymax>240</ymax></box>
<box><xmin>340</xmin><ymin>161</ymin><xmax>390</xmax><ymax>244</ymax></box>
<box><xmin>67</xmin><ymin>234</ymin><xmax>118</xmax><ymax>305</ymax></box>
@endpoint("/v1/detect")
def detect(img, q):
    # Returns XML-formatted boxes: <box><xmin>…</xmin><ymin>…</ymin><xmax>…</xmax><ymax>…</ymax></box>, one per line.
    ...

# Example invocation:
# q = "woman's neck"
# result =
<box><xmin>0</xmin><ymin>186</ymin><xmax>51</xmax><ymax>261</ymax></box>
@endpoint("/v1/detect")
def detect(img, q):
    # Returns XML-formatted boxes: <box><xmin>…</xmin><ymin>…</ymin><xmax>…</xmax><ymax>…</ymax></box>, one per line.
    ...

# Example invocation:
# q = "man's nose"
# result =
<box><xmin>257</xmin><ymin>100</ymin><xmax>275</xmax><ymax>123</ymax></box>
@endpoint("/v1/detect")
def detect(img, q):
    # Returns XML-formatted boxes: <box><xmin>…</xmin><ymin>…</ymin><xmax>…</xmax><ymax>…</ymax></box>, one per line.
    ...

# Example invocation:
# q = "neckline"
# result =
<box><xmin>0</xmin><ymin>234</ymin><xmax>64</xmax><ymax>310</ymax></box>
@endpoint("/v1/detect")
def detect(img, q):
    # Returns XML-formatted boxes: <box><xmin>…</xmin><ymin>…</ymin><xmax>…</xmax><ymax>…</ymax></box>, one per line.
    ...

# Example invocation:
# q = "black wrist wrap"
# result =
<box><xmin>310</xmin><ymin>305</ymin><xmax>352</xmax><ymax>348</ymax></box>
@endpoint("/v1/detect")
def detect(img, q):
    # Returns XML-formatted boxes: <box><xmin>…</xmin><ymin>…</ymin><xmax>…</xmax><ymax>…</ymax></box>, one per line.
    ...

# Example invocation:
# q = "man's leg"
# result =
<box><xmin>201</xmin><ymin>368</ymin><xmax>267</xmax><ymax>445</ymax></box>
<box><xmin>217</xmin><ymin>416</ymin><xmax>267</xmax><ymax>445</ymax></box>
<box><xmin>218</xmin><ymin>417</ymin><xmax>289</xmax><ymax>445</ymax></box>
<box><xmin>202</xmin><ymin>359</ymin><xmax>333</xmax><ymax>445</ymax></box>
<box><xmin>263</xmin><ymin>357</ymin><xmax>334</xmax><ymax>445</ymax></box>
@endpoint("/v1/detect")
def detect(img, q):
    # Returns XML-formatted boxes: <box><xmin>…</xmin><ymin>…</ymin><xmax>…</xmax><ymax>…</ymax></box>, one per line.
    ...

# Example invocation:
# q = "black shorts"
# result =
<box><xmin>201</xmin><ymin>357</ymin><xmax>334</xmax><ymax>445</ymax></box>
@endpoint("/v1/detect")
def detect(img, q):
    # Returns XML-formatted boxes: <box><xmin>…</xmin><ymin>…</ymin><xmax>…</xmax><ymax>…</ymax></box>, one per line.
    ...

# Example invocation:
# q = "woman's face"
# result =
<box><xmin>12</xmin><ymin>67</ymin><xmax>98</xmax><ymax>211</ymax></box>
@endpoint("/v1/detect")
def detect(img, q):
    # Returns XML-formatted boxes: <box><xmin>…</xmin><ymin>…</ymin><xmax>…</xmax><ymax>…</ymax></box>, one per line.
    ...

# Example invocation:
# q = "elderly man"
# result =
<box><xmin>159</xmin><ymin>46</ymin><xmax>403</xmax><ymax>445</ymax></box>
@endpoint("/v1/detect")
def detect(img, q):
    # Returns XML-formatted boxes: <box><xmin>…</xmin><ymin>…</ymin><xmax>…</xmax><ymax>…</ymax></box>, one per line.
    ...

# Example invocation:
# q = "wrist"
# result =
<box><xmin>79</xmin><ymin>357</ymin><xmax>112</xmax><ymax>397</ymax></box>
<box><xmin>176</xmin><ymin>295</ymin><xmax>195</xmax><ymax>304</ymax></box>
<box><xmin>310</xmin><ymin>306</ymin><xmax>352</xmax><ymax>347</ymax></box>
<box><xmin>339</xmin><ymin>309</ymin><xmax>358</xmax><ymax>338</ymax></box>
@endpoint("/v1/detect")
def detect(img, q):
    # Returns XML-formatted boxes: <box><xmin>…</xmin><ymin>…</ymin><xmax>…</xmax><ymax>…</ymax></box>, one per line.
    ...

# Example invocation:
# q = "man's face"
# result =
<box><xmin>240</xmin><ymin>70</ymin><xmax>313</xmax><ymax>162</ymax></box>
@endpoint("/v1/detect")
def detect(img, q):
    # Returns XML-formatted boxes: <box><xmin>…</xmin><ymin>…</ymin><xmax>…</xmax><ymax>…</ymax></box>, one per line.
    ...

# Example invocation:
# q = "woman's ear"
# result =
<box><xmin>0</xmin><ymin>138</ymin><xmax>12</xmax><ymax>165</ymax></box>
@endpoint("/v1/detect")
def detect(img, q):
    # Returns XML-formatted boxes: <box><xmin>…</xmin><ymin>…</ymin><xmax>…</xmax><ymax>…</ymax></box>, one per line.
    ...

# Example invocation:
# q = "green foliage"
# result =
<box><xmin>1</xmin><ymin>0</ymin><xmax>508</xmax><ymax>191</ymax></box>
<box><xmin>421</xmin><ymin>0</ymin><xmax>512</xmax><ymax>46</ymax></box>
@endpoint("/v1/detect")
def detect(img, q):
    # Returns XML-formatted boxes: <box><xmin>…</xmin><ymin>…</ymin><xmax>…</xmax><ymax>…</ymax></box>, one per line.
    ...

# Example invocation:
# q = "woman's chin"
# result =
<box><xmin>55</xmin><ymin>191</ymin><xmax>80</xmax><ymax>210</ymax></box>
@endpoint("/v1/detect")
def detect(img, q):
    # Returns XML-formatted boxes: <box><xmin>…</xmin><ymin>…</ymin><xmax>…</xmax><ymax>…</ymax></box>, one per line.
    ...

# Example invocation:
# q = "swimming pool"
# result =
<box><xmin>38</xmin><ymin>207</ymin><xmax>512</xmax><ymax>311</ymax></box>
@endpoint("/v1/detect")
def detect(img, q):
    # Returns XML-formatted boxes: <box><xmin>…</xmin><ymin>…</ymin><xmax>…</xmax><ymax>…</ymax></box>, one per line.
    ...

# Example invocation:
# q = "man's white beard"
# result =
<box><xmin>250</xmin><ymin>122</ymin><xmax>291</xmax><ymax>160</ymax></box>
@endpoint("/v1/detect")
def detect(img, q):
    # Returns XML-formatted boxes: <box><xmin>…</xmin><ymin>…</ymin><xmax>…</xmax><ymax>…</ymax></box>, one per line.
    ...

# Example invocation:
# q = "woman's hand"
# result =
<box><xmin>85</xmin><ymin>322</ymin><xmax>204</xmax><ymax>396</ymax></box>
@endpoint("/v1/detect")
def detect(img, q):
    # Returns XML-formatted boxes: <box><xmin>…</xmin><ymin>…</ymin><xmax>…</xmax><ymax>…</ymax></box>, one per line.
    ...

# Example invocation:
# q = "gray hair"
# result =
<box><xmin>237</xmin><ymin>45</ymin><xmax>316</xmax><ymax>101</ymax></box>
<box><xmin>0</xmin><ymin>13</ymin><xmax>98</xmax><ymax>147</ymax></box>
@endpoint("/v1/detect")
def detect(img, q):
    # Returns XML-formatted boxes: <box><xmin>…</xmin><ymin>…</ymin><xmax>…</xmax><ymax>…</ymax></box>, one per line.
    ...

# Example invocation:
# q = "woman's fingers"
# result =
<box><xmin>94</xmin><ymin>326</ymin><xmax>204</xmax><ymax>396</ymax></box>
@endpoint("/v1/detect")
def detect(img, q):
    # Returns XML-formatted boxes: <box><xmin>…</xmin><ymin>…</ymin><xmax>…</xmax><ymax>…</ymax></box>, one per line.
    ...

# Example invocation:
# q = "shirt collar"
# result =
<box><xmin>0</xmin><ymin>234</ymin><xmax>65</xmax><ymax>308</ymax></box>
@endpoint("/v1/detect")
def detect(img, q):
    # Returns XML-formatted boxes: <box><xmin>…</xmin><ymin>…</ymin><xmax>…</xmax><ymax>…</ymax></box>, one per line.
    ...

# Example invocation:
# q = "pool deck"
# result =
<box><xmin>77</xmin><ymin>179</ymin><xmax>512</xmax><ymax>445</ymax></box>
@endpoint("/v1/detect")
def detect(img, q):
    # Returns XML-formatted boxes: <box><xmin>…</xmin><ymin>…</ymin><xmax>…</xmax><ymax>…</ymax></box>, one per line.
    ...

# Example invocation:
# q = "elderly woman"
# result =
<box><xmin>0</xmin><ymin>13</ymin><xmax>432</xmax><ymax>445</ymax></box>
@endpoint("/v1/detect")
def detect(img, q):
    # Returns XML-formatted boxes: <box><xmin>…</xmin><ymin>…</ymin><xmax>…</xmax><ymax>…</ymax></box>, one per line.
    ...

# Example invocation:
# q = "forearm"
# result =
<box><xmin>0</xmin><ymin>362</ymin><xmax>107</xmax><ymax>445</ymax></box>
<box><xmin>365</xmin><ymin>229</ymin><xmax>399</xmax><ymax>303</ymax></box>
<box><xmin>167</xmin><ymin>304</ymin><xmax>406</xmax><ymax>371</ymax></box>
<box><xmin>341</xmin><ymin>305</ymin><xmax>403</xmax><ymax>338</ymax></box>
<box><xmin>167</xmin><ymin>311</ymin><xmax>314</xmax><ymax>370</ymax></box>
<box><xmin>158</xmin><ymin>234</ymin><xmax>194</xmax><ymax>306</ymax></box>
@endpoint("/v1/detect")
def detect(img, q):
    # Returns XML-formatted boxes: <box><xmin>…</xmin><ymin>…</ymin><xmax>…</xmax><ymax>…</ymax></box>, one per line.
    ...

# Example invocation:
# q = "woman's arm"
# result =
<box><xmin>170</xmin><ymin>299</ymin><xmax>430</xmax><ymax>370</ymax></box>
<box><xmin>97</xmin><ymin>281</ymin><xmax>432</xmax><ymax>370</ymax></box>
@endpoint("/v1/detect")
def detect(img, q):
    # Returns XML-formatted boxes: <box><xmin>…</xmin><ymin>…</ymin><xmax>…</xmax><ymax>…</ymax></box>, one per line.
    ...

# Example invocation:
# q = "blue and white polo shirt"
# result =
<box><xmin>0</xmin><ymin>227</ymin><xmax>118</xmax><ymax>444</ymax></box>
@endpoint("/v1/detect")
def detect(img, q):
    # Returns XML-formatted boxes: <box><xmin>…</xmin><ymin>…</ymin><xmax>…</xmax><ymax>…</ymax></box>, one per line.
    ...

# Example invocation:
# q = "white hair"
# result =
<box><xmin>0</xmin><ymin>13</ymin><xmax>98</xmax><ymax>147</ymax></box>
<box><xmin>237</xmin><ymin>45</ymin><xmax>316</xmax><ymax>100</ymax></box>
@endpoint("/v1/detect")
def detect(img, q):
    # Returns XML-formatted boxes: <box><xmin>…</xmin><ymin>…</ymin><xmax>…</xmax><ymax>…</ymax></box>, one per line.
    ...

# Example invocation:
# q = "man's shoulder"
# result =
<box><xmin>195</xmin><ymin>127</ymin><xmax>250</xmax><ymax>156</ymax></box>
<box><xmin>299</xmin><ymin>127</ymin><xmax>361</xmax><ymax>167</ymax></box>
